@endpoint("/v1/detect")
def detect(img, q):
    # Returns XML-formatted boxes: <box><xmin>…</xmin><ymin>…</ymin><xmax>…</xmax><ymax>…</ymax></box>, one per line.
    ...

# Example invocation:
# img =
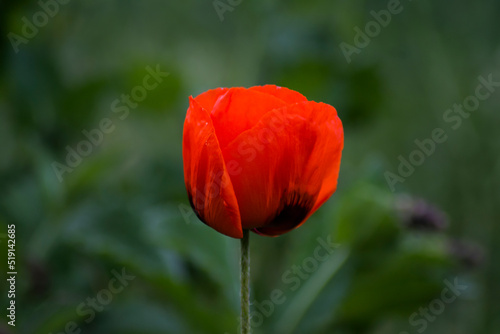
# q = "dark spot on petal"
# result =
<box><xmin>254</xmin><ymin>190</ymin><xmax>316</xmax><ymax>236</ymax></box>
<box><xmin>187</xmin><ymin>184</ymin><xmax>205</xmax><ymax>224</ymax></box>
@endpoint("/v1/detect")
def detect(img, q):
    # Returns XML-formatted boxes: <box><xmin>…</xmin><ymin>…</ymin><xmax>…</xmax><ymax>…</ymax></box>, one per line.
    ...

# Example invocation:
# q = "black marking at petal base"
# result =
<box><xmin>256</xmin><ymin>190</ymin><xmax>316</xmax><ymax>235</ymax></box>
<box><xmin>187</xmin><ymin>185</ymin><xmax>206</xmax><ymax>225</ymax></box>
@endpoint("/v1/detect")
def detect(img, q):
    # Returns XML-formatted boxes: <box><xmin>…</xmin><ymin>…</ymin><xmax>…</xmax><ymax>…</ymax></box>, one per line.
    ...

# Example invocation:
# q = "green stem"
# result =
<box><xmin>240</xmin><ymin>229</ymin><xmax>250</xmax><ymax>334</ymax></box>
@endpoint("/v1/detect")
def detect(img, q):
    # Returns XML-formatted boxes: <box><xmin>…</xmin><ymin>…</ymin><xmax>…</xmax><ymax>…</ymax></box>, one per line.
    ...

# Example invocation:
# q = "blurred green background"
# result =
<box><xmin>1</xmin><ymin>0</ymin><xmax>499</xmax><ymax>333</ymax></box>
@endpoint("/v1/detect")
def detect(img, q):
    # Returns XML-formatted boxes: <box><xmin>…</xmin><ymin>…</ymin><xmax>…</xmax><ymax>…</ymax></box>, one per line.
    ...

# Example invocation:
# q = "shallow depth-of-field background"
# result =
<box><xmin>1</xmin><ymin>1</ymin><xmax>499</xmax><ymax>333</ymax></box>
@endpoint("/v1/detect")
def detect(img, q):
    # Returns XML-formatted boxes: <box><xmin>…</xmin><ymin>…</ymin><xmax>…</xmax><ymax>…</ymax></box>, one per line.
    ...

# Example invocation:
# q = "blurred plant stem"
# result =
<box><xmin>241</xmin><ymin>229</ymin><xmax>250</xmax><ymax>334</ymax></box>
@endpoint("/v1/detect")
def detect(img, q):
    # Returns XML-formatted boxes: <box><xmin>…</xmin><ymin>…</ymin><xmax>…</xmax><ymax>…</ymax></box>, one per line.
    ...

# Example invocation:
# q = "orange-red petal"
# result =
<box><xmin>221</xmin><ymin>101</ymin><xmax>343</xmax><ymax>236</ymax></box>
<box><xmin>249</xmin><ymin>85</ymin><xmax>308</xmax><ymax>104</ymax></box>
<box><xmin>183</xmin><ymin>97</ymin><xmax>242</xmax><ymax>238</ymax></box>
<box><xmin>209</xmin><ymin>88</ymin><xmax>289</xmax><ymax>149</ymax></box>
<box><xmin>193</xmin><ymin>87</ymin><xmax>229</xmax><ymax>111</ymax></box>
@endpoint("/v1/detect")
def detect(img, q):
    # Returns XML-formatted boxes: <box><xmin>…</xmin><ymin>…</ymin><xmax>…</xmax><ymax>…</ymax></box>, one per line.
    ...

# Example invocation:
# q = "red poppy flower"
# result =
<box><xmin>183</xmin><ymin>85</ymin><xmax>343</xmax><ymax>238</ymax></box>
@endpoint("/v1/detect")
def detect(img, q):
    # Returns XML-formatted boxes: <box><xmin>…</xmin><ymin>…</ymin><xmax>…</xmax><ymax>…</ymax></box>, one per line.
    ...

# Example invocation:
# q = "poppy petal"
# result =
<box><xmin>193</xmin><ymin>87</ymin><xmax>229</xmax><ymax>111</ymax></box>
<box><xmin>221</xmin><ymin>101</ymin><xmax>343</xmax><ymax>236</ymax></box>
<box><xmin>309</xmin><ymin>112</ymin><xmax>343</xmax><ymax>213</ymax></box>
<box><xmin>255</xmin><ymin>103</ymin><xmax>343</xmax><ymax>236</ymax></box>
<box><xmin>209</xmin><ymin>88</ymin><xmax>288</xmax><ymax>149</ymax></box>
<box><xmin>249</xmin><ymin>85</ymin><xmax>308</xmax><ymax>104</ymax></box>
<box><xmin>183</xmin><ymin>97</ymin><xmax>242</xmax><ymax>238</ymax></box>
